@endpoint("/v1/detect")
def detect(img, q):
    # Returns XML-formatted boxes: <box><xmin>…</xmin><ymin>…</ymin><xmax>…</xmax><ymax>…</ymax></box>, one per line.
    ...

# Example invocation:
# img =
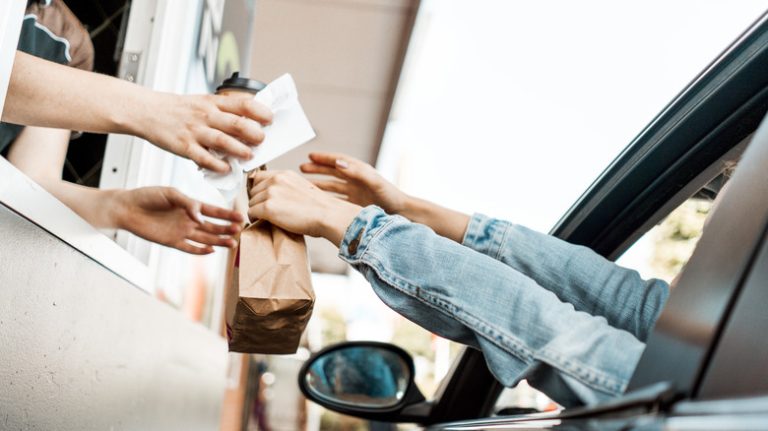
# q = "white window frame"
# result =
<box><xmin>98</xmin><ymin>0</ymin><xmax>231</xmax><ymax>328</ymax></box>
<box><xmin>0</xmin><ymin>0</ymin><xmax>25</xmax><ymax>118</ymax></box>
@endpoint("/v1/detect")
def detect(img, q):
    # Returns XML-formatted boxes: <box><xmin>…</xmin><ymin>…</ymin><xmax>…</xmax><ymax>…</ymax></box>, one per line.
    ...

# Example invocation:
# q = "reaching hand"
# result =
<box><xmin>247</xmin><ymin>170</ymin><xmax>362</xmax><ymax>246</ymax></box>
<box><xmin>299</xmin><ymin>152</ymin><xmax>408</xmax><ymax>214</ymax></box>
<box><xmin>113</xmin><ymin>187</ymin><xmax>243</xmax><ymax>255</ymax></box>
<box><xmin>139</xmin><ymin>92</ymin><xmax>273</xmax><ymax>173</ymax></box>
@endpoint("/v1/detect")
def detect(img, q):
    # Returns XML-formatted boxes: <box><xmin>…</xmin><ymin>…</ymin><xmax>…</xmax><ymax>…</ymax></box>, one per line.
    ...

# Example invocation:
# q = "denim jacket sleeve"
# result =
<box><xmin>338</xmin><ymin>206</ymin><xmax>646</xmax><ymax>406</ymax></box>
<box><xmin>462</xmin><ymin>214</ymin><xmax>670</xmax><ymax>342</ymax></box>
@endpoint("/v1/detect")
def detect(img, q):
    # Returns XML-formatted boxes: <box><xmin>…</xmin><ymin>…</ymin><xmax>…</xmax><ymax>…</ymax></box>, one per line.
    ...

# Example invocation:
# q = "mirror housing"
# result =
<box><xmin>298</xmin><ymin>341</ymin><xmax>429</xmax><ymax>423</ymax></box>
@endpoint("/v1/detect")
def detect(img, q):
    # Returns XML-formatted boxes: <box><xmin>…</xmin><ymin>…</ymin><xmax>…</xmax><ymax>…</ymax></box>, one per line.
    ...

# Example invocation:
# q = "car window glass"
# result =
<box><xmin>617</xmin><ymin>198</ymin><xmax>713</xmax><ymax>284</ymax></box>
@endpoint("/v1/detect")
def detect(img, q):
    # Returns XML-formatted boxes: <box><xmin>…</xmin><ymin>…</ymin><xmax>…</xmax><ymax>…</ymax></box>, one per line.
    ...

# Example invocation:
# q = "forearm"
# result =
<box><xmin>3</xmin><ymin>51</ymin><xmax>155</xmax><ymax>138</ymax></box>
<box><xmin>337</xmin><ymin>206</ymin><xmax>644</xmax><ymax>406</ymax></box>
<box><xmin>39</xmin><ymin>180</ymin><xmax>122</xmax><ymax>228</ymax></box>
<box><xmin>397</xmin><ymin>195</ymin><xmax>470</xmax><ymax>243</ymax></box>
<box><xmin>462</xmin><ymin>214</ymin><xmax>670</xmax><ymax>341</ymax></box>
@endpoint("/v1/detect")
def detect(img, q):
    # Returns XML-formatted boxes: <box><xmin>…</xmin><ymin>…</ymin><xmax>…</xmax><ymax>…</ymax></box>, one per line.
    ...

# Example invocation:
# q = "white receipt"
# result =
<box><xmin>203</xmin><ymin>73</ymin><xmax>316</xmax><ymax>197</ymax></box>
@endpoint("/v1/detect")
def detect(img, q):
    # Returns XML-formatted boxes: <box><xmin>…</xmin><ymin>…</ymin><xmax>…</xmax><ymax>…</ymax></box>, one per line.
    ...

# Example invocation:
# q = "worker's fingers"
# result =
<box><xmin>174</xmin><ymin>240</ymin><xmax>214</xmax><ymax>255</ymax></box>
<box><xmin>188</xmin><ymin>230</ymin><xmax>236</xmax><ymax>248</ymax></box>
<box><xmin>198</xmin><ymin>220</ymin><xmax>240</xmax><ymax>236</ymax></box>
<box><xmin>214</xmin><ymin>94</ymin><xmax>273</xmax><ymax>126</ymax></box>
<box><xmin>200</xmin><ymin>203</ymin><xmax>244</xmax><ymax>224</ymax></box>
<box><xmin>186</xmin><ymin>143</ymin><xmax>231</xmax><ymax>173</ymax></box>
<box><xmin>163</xmin><ymin>188</ymin><xmax>203</xmax><ymax>223</ymax></box>
<box><xmin>208</xmin><ymin>111</ymin><xmax>266</xmax><ymax>147</ymax></box>
<box><xmin>199</xmin><ymin>127</ymin><xmax>253</xmax><ymax>161</ymax></box>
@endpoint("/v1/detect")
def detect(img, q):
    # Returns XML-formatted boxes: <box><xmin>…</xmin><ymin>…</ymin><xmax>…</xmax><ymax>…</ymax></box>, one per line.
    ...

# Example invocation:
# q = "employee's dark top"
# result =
<box><xmin>0</xmin><ymin>0</ymin><xmax>94</xmax><ymax>155</ymax></box>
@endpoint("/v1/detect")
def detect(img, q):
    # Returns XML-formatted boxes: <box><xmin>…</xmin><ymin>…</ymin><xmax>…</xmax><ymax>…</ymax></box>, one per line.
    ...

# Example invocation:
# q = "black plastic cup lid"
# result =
<box><xmin>216</xmin><ymin>72</ymin><xmax>267</xmax><ymax>94</ymax></box>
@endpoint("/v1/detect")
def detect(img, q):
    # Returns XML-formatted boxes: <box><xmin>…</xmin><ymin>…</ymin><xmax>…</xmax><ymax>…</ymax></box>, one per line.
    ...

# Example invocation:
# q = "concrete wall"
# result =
<box><xmin>0</xmin><ymin>204</ymin><xmax>228</xmax><ymax>430</ymax></box>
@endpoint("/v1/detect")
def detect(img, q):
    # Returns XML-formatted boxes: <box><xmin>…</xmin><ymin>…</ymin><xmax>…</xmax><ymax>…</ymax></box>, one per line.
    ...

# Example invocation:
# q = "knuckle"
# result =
<box><xmin>239</xmin><ymin>98</ymin><xmax>253</xmax><ymax>113</ymax></box>
<box><xmin>231</xmin><ymin>116</ymin><xmax>245</xmax><ymax>134</ymax></box>
<box><xmin>214</xmin><ymin>131</ymin><xmax>231</xmax><ymax>148</ymax></box>
<box><xmin>262</xmin><ymin>201</ymin><xmax>273</xmax><ymax>215</ymax></box>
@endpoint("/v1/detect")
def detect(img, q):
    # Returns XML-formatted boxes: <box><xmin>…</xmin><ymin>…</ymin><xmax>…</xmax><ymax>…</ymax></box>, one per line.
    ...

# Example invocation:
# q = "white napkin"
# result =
<box><xmin>203</xmin><ymin>73</ymin><xmax>316</xmax><ymax>198</ymax></box>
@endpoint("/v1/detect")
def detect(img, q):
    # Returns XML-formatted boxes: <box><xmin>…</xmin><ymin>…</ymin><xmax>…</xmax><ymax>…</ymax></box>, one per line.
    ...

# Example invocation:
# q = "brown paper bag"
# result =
<box><xmin>225</xmin><ymin>203</ymin><xmax>315</xmax><ymax>354</ymax></box>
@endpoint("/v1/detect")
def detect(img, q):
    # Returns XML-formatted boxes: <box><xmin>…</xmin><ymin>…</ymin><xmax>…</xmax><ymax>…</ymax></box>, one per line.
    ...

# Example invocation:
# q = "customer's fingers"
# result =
<box><xmin>247</xmin><ymin>189</ymin><xmax>269</xmax><ymax>208</ymax></box>
<box><xmin>308</xmin><ymin>152</ymin><xmax>359</xmax><ymax>167</ymax></box>
<box><xmin>300</xmin><ymin>163</ymin><xmax>345</xmax><ymax>179</ymax></box>
<box><xmin>188</xmin><ymin>230</ymin><xmax>236</xmax><ymax>248</ymax></box>
<box><xmin>208</xmin><ymin>111</ymin><xmax>265</xmax><ymax>147</ymax></box>
<box><xmin>312</xmin><ymin>179</ymin><xmax>348</xmax><ymax>195</ymax></box>
<box><xmin>200</xmin><ymin>128</ymin><xmax>252</xmax><ymax>160</ymax></box>
<box><xmin>187</xmin><ymin>144</ymin><xmax>230</xmax><ymax>173</ymax></box>
<box><xmin>247</xmin><ymin>201</ymin><xmax>268</xmax><ymax>223</ymax></box>
<box><xmin>308</xmin><ymin>152</ymin><xmax>369</xmax><ymax>181</ymax></box>
<box><xmin>215</xmin><ymin>94</ymin><xmax>273</xmax><ymax>125</ymax></box>
<box><xmin>247</xmin><ymin>170</ymin><xmax>280</xmax><ymax>196</ymax></box>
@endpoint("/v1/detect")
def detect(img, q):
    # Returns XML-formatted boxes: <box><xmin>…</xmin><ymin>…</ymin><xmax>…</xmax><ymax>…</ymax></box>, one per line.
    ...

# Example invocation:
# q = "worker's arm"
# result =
<box><xmin>7</xmin><ymin>126</ymin><xmax>243</xmax><ymax>254</ymax></box>
<box><xmin>3</xmin><ymin>51</ymin><xmax>273</xmax><ymax>173</ymax></box>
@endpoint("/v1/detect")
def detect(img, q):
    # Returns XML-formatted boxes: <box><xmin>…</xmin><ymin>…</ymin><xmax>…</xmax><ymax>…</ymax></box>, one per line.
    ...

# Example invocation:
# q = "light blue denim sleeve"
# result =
<box><xmin>338</xmin><ymin>206</ymin><xmax>646</xmax><ymax>406</ymax></box>
<box><xmin>462</xmin><ymin>214</ymin><xmax>669</xmax><ymax>342</ymax></box>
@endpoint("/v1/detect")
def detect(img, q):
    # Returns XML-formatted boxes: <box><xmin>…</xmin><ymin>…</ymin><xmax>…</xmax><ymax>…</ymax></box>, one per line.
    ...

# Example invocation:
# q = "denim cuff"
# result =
<box><xmin>461</xmin><ymin>213</ymin><xmax>512</xmax><ymax>261</ymax></box>
<box><xmin>338</xmin><ymin>205</ymin><xmax>394</xmax><ymax>262</ymax></box>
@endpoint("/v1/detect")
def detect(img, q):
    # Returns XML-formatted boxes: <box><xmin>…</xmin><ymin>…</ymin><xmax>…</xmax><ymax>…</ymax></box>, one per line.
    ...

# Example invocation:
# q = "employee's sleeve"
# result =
<box><xmin>461</xmin><ymin>213</ymin><xmax>669</xmax><ymax>342</ymax></box>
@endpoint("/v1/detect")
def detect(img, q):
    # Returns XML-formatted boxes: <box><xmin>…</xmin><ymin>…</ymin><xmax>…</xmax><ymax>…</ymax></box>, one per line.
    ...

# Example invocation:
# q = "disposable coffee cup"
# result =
<box><xmin>216</xmin><ymin>71</ymin><xmax>266</xmax><ymax>97</ymax></box>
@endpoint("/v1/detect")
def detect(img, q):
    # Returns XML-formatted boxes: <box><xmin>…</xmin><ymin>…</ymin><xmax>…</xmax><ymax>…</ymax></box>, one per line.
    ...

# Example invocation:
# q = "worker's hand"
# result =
<box><xmin>299</xmin><ymin>152</ymin><xmax>408</xmax><ymax>215</ymax></box>
<box><xmin>138</xmin><ymin>92</ymin><xmax>273</xmax><ymax>173</ymax></box>
<box><xmin>112</xmin><ymin>187</ymin><xmax>243</xmax><ymax>254</ymax></box>
<box><xmin>247</xmin><ymin>170</ymin><xmax>362</xmax><ymax>246</ymax></box>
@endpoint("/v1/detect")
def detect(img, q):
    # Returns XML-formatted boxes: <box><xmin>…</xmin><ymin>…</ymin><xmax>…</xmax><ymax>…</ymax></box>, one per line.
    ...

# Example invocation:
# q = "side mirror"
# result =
<box><xmin>298</xmin><ymin>341</ymin><xmax>429</xmax><ymax>422</ymax></box>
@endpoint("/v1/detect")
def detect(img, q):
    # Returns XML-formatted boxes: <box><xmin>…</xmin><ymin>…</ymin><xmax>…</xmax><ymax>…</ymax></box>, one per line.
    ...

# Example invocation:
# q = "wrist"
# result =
<box><xmin>398</xmin><ymin>194</ymin><xmax>426</xmax><ymax>222</ymax></box>
<box><xmin>320</xmin><ymin>200</ymin><xmax>363</xmax><ymax>247</ymax></box>
<box><xmin>106</xmin><ymin>189</ymin><xmax>131</xmax><ymax>230</ymax></box>
<box><xmin>110</xmin><ymin>83</ymin><xmax>157</xmax><ymax>139</ymax></box>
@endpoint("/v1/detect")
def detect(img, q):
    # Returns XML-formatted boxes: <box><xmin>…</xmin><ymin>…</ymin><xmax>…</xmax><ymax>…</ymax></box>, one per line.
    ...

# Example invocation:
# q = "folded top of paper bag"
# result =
<box><xmin>203</xmin><ymin>74</ymin><xmax>316</xmax><ymax>198</ymax></box>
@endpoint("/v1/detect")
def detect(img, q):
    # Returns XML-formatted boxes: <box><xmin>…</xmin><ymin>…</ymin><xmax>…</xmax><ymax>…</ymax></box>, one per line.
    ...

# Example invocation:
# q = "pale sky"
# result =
<box><xmin>317</xmin><ymin>0</ymin><xmax>768</xmax><ymax>346</ymax></box>
<box><xmin>379</xmin><ymin>0</ymin><xmax>768</xmax><ymax>233</ymax></box>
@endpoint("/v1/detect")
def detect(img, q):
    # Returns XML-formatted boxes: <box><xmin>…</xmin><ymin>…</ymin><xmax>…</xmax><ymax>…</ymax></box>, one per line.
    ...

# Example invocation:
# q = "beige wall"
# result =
<box><xmin>0</xmin><ymin>204</ymin><xmax>228</xmax><ymax>430</ymax></box>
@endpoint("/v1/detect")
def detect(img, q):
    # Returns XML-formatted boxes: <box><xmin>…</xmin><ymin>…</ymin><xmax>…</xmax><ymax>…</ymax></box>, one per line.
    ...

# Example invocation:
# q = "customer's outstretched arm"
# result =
<box><xmin>299</xmin><ymin>152</ymin><xmax>669</xmax><ymax>341</ymax></box>
<box><xmin>299</xmin><ymin>152</ymin><xmax>471</xmax><ymax>242</ymax></box>
<box><xmin>246</xmin><ymin>169</ymin><xmax>645</xmax><ymax>406</ymax></box>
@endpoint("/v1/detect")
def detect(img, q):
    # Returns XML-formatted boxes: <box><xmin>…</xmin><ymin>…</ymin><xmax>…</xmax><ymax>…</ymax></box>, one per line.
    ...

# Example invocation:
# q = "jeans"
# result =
<box><xmin>337</xmin><ymin>206</ymin><xmax>670</xmax><ymax>406</ymax></box>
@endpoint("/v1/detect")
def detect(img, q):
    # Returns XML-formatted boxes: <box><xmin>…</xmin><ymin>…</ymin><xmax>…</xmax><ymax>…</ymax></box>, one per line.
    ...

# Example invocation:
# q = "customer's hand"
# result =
<box><xmin>248</xmin><ymin>170</ymin><xmax>362</xmax><ymax>246</ymax></box>
<box><xmin>112</xmin><ymin>187</ymin><xmax>243</xmax><ymax>254</ymax></box>
<box><xmin>299</xmin><ymin>152</ymin><xmax>408</xmax><ymax>214</ymax></box>
<box><xmin>136</xmin><ymin>92</ymin><xmax>273</xmax><ymax>173</ymax></box>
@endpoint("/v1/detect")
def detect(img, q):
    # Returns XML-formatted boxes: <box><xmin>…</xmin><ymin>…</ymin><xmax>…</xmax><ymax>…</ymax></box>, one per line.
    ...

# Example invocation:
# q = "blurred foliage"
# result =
<box><xmin>320</xmin><ymin>410</ymin><xmax>368</xmax><ymax>431</ymax></box>
<box><xmin>392</xmin><ymin>318</ymin><xmax>435</xmax><ymax>361</ymax></box>
<box><xmin>650</xmin><ymin>199</ymin><xmax>712</xmax><ymax>283</ymax></box>
<box><xmin>320</xmin><ymin>307</ymin><xmax>348</xmax><ymax>346</ymax></box>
